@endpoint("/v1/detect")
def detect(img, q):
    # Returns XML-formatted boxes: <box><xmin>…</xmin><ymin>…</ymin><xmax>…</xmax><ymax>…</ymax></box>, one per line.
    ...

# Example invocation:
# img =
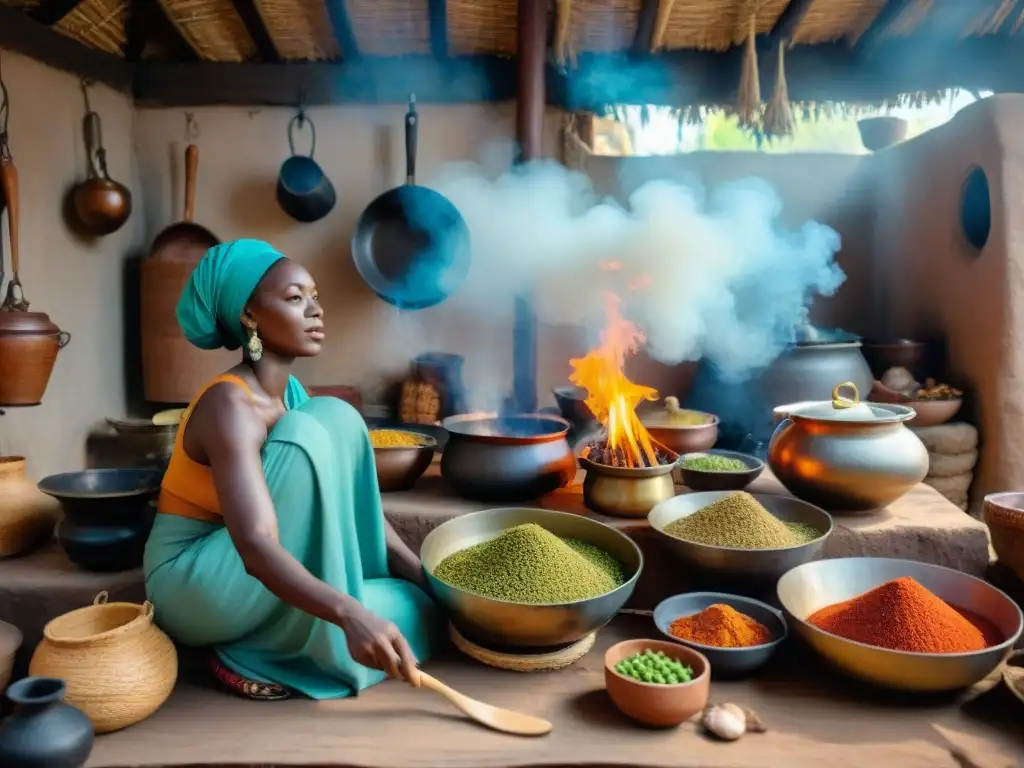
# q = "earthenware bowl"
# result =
<box><xmin>908</xmin><ymin>398</ymin><xmax>962</xmax><ymax>428</ymax></box>
<box><xmin>604</xmin><ymin>638</ymin><xmax>710</xmax><ymax>727</ymax></box>
<box><xmin>777</xmin><ymin>557</ymin><xmax>1023</xmax><ymax>692</ymax></box>
<box><xmin>653</xmin><ymin>592</ymin><xmax>787</xmax><ymax>677</ymax></box>
<box><xmin>673</xmin><ymin>449</ymin><xmax>764</xmax><ymax>492</ymax></box>
<box><xmin>39</xmin><ymin>468</ymin><xmax>162</xmax><ymax>573</ymax></box>
<box><xmin>642</xmin><ymin>410</ymin><xmax>719</xmax><ymax>454</ymax></box>
<box><xmin>421</xmin><ymin>506</ymin><xmax>643</xmax><ymax>648</ymax></box>
<box><xmin>648</xmin><ymin>491</ymin><xmax>833</xmax><ymax>584</ymax></box>
<box><xmin>371</xmin><ymin>431</ymin><xmax>437</xmax><ymax>492</ymax></box>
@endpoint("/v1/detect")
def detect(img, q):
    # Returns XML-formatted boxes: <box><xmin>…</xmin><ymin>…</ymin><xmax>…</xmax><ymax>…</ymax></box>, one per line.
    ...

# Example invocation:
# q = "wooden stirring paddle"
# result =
<box><xmin>413</xmin><ymin>671</ymin><xmax>552</xmax><ymax>737</ymax></box>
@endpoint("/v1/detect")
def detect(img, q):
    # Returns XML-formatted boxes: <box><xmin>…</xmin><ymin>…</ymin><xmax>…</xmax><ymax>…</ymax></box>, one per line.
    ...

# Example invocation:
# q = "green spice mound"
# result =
<box><xmin>664</xmin><ymin>491</ymin><xmax>821</xmax><ymax>549</ymax></box>
<box><xmin>680</xmin><ymin>454</ymin><xmax>748</xmax><ymax>472</ymax></box>
<box><xmin>433</xmin><ymin>523</ymin><xmax>625</xmax><ymax>603</ymax></box>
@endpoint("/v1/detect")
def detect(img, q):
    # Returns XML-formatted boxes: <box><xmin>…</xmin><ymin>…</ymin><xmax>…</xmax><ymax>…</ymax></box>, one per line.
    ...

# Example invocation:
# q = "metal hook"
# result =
<box><xmin>184</xmin><ymin>112</ymin><xmax>199</xmax><ymax>142</ymax></box>
<box><xmin>296</xmin><ymin>87</ymin><xmax>307</xmax><ymax>128</ymax></box>
<box><xmin>80</xmin><ymin>78</ymin><xmax>94</xmax><ymax>113</ymax></box>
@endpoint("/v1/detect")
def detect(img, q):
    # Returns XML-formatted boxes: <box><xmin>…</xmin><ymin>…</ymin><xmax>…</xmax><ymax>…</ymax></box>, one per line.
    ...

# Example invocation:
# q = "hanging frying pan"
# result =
<box><xmin>351</xmin><ymin>95</ymin><xmax>470</xmax><ymax>310</ymax></box>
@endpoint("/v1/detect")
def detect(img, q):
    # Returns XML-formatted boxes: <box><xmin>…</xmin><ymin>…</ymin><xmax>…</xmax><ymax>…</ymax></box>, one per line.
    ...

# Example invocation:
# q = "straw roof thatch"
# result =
<box><xmin>0</xmin><ymin>1</ymin><xmax>1018</xmax><ymax>110</ymax></box>
<box><xmin>1</xmin><ymin>0</ymin><xmax>1018</xmax><ymax>64</ymax></box>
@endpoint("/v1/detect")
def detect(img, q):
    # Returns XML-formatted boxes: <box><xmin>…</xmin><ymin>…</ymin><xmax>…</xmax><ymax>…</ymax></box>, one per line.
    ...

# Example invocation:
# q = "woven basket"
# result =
<box><xmin>29</xmin><ymin>592</ymin><xmax>178</xmax><ymax>733</ymax></box>
<box><xmin>985</xmin><ymin>493</ymin><xmax>1024</xmax><ymax>582</ymax></box>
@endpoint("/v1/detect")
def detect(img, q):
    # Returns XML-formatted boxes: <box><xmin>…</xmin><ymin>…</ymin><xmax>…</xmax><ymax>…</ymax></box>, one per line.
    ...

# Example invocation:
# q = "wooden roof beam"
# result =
<box><xmin>324</xmin><ymin>0</ymin><xmax>361</xmax><ymax>61</ymax></box>
<box><xmin>0</xmin><ymin>4</ymin><xmax>132</xmax><ymax>92</ymax></box>
<box><xmin>630</xmin><ymin>0</ymin><xmax>659</xmax><ymax>56</ymax></box>
<box><xmin>428</xmin><ymin>0</ymin><xmax>448</xmax><ymax>58</ymax></box>
<box><xmin>768</xmin><ymin>0</ymin><xmax>815</xmax><ymax>44</ymax></box>
<box><xmin>856</xmin><ymin>0</ymin><xmax>914</xmax><ymax>50</ymax></box>
<box><xmin>28</xmin><ymin>0</ymin><xmax>82</xmax><ymax>26</ymax></box>
<box><xmin>134</xmin><ymin>36</ymin><xmax>1020</xmax><ymax>108</ymax></box>
<box><xmin>231</xmin><ymin>0</ymin><xmax>280</xmax><ymax>62</ymax></box>
<box><xmin>125</xmin><ymin>0</ymin><xmax>199</xmax><ymax>62</ymax></box>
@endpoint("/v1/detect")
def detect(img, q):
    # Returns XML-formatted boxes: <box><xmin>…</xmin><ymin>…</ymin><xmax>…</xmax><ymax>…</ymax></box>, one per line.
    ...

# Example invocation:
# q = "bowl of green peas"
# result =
<box><xmin>604</xmin><ymin>639</ymin><xmax>710</xmax><ymax>727</ymax></box>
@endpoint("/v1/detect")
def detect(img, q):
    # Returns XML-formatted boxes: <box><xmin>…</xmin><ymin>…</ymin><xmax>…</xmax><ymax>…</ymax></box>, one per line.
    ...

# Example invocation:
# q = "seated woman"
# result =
<box><xmin>144</xmin><ymin>238</ymin><xmax>438</xmax><ymax>701</ymax></box>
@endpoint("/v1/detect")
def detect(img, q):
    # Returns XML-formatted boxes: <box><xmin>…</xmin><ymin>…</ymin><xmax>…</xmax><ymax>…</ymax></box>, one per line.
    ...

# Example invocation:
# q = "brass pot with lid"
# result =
<box><xmin>767</xmin><ymin>382</ymin><xmax>928</xmax><ymax>513</ymax></box>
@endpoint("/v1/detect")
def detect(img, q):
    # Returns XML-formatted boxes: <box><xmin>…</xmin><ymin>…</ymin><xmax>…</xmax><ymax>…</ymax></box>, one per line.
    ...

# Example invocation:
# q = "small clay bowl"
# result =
<box><xmin>653</xmin><ymin>592</ymin><xmax>787</xmax><ymax>678</ymax></box>
<box><xmin>908</xmin><ymin>398</ymin><xmax>962</xmax><ymax>428</ymax></box>
<box><xmin>604</xmin><ymin>638</ymin><xmax>710</xmax><ymax>727</ymax></box>
<box><xmin>674</xmin><ymin>449</ymin><xmax>764</xmax><ymax>492</ymax></box>
<box><xmin>371</xmin><ymin>431</ymin><xmax>437</xmax><ymax>492</ymax></box>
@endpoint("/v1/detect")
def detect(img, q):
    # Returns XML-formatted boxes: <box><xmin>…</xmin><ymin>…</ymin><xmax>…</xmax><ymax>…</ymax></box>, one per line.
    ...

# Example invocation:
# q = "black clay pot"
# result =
<box><xmin>38</xmin><ymin>468</ymin><xmax>162</xmax><ymax>573</ymax></box>
<box><xmin>0</xmin><ymin>677</ymin><xmax>94</xmax><ymax>768</ymax></box>
<box><xmin>440</xmin><ymin>413</ymin><xmax>576</xmax><ymax>502</ymax></box>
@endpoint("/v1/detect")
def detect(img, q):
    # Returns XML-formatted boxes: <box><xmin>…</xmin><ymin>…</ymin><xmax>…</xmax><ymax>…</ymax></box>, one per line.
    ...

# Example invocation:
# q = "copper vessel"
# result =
<box><xmin>0</xmin><ymin>157</ymin><xmax>71</xmax><ymax>406</ymax></box>
<box><xmin>578</xmin><ymin>452</ymin><xmax>677</xmax><ymax>518</ymax></box>
<box><xmin>768</xmin><ymin>382</ymin><xmax>928</xmax><ymax>513</ymax></box>
<box><xmin>71</xmin><ymin>111</ymin><xmax>131</xmax><ymax>236</ymax></box>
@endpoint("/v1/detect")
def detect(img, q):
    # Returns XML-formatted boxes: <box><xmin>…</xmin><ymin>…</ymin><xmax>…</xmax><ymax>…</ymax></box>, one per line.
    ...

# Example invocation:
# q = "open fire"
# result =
<box><xmin>571</xmin><ymin>292</ymin><xmax>673</xmax><ymax>469</ymax></box>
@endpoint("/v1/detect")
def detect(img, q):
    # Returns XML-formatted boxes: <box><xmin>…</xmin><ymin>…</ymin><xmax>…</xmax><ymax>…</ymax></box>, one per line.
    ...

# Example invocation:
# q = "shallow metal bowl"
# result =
<box><xmin>674</xmin><ymin>449</ymin><xmax>764</xmax><ymax>492</ymax></box>
<box><xmin>648</xmin><ymin>491</ymin><xmax>833</xmax><ymax>584</ymax></box>
<box><xmin>371</xmin><ymin>431</ymin><xmax>437</xmax><ymax>492</ymax></box>
<box><xmin>420</xmin><ymin>507</ymin><xmax>643</xmax><ymax>648</ymax></box>
<box><xmin>653</xmin><ymin>592</ymin><xmax>788</xmax><ymax>678</ymax></box>
<box><xmin>777</xmin><ymin>557</ymin><xmax>1023</xmax><ymax>692</ymax></box>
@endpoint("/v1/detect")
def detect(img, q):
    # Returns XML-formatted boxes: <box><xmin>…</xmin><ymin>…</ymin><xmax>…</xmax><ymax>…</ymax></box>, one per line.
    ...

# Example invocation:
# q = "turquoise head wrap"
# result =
<box><xmin>177</xmin><ymin>239</ymin><xmax>285</xmax><ymax>351</ymax></box>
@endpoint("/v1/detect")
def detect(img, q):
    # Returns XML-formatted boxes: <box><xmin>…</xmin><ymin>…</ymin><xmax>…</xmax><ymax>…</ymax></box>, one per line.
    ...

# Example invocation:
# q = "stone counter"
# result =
<box><xmin>384</xmin><ymin>465</ymin><xmax>992</xmax><ymax>608</ymax></box>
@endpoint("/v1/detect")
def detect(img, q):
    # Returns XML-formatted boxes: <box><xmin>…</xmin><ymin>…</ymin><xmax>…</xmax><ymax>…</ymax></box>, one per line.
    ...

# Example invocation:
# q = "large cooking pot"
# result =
<box><xmin>767</xmin><ymin>382</ymin><xmax>928</xmax><ymax>513</ymax></box>
<box><xmin>687</xmin><ymin>333</ymin><xmax>873</xmax><ymax>451</ymax></box>
<box><xmin>440</xmin><ymin>413</ymin><xmax>576</xmax><ymax>502</ymax></box>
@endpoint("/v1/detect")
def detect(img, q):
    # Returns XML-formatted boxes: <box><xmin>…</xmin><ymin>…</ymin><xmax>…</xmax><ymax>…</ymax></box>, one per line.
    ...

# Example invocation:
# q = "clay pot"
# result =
<box><xmin>39</xmin><ymin>468</ymin><xmax>161</xmax><ymax>573</ymax></box>
<box><xmin>0</xmin><ymin>457</ymin><xmax>60</xmax><ymax>557</ymax></box>
<box><xmin>0</xmin><ymin>676</ymin><xmax>95</xmax><ymax>768</ymax></box>
<box><xmin>604</xmin><ymin>639</ymin><xmax>710</xmax><ymax>727</ymax></box>
<box><xmin>0</xmin><ymin>308</ymin><xmax>71</xmax><ymax>407</ymax></box>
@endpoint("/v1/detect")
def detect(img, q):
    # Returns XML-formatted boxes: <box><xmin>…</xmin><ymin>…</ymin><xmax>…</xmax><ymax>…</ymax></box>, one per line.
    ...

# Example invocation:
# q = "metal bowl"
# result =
<box><xmin>674</xmin><ymin>449</ymin><xmax>764</xmax><ymax>492</ymax></box>
<box><xmin>777</xmin><ymin>557</ymin><xmax>1024</xmax><ymax>692</ymax></box>
<box><xmin>371</xmin><ymin>431</ymin><xmax>437</xmax><ymax>492</ymax></box>
<box><xmin>648</xmin><ymin>491</ymin><xmax>833</xmax><ymax>583</ymax></box>
<box><xmin>420</xmin><ymin>506</ymin><xmax>643</xmax><ymax>648</ymax></box>
<box><xmin>652</xmin><ymin>592</ymin><xmax>787</xmax><ymax>678</ymax></box>
<box><xmin>642</xmin><ymin>410</ymin><xmax>719</xmax><ymax>454</ymax></box>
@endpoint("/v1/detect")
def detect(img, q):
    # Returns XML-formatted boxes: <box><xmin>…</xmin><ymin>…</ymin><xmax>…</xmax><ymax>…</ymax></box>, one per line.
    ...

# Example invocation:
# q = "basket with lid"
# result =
<box><xmin>29</xmin><ymin>591</ymin><xmax>177</xmax><ymax>733</ymax></box>
<box><xmin>767</xmin><ymin>381</ymin><xmax>929</xmax><ymax>513</ymax></box>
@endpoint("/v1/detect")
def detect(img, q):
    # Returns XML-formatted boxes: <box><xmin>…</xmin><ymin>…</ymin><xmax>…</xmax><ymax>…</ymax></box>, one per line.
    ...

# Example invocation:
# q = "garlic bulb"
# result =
<box><xmin>702</xmin><ymin>703</ymin><xmax>746</xmax><ymax>741</ymax></box>
<box><xmin>881</xmin><ymin>366</ymin><xmax>919</xmax><ymax>395</ymax></box>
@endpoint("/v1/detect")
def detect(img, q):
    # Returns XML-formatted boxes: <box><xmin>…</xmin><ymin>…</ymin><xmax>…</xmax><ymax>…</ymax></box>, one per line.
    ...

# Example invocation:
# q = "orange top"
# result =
<box><xmin>158</xmin><ymin>374</ymin><xmax>251</xmax><ymax>523</ymax></box>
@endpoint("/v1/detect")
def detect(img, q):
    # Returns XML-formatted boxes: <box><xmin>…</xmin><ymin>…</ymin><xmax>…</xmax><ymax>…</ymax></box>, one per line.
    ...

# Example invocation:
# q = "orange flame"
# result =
<box><xmin>569</xmin><ymin>292</ymin><xmax>661</xmax><ymax>468</ymax></box>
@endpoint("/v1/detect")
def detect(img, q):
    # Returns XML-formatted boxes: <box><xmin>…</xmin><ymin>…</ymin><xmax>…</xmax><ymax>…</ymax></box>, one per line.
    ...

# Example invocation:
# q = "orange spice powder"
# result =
<box><xmin>668</xmin><ymin>603</ymin><xmax>772</xmax><ymax>648</ymax></box>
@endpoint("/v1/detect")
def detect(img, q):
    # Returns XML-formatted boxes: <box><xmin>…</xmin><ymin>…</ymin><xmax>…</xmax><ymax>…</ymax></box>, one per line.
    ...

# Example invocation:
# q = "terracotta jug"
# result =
<box><xmin>0</xmin><ymin>457</ymin><xmax>60</xmax><ymax>556</ymax></box>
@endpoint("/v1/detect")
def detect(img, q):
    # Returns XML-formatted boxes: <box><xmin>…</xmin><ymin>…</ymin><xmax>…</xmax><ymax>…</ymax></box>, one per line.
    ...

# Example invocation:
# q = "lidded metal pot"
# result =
<box><xmin>768</xmin><ymin>382</ymin><xmax>928</xmax><ymax>514</ymax></box>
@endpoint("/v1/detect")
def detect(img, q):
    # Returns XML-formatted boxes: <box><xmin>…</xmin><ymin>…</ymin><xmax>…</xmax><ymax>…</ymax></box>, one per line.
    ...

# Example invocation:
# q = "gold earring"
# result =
<box><xmin>247</xmin><ymin>327</ymin><xmax>263</xmax><ymax>362</ymax></box>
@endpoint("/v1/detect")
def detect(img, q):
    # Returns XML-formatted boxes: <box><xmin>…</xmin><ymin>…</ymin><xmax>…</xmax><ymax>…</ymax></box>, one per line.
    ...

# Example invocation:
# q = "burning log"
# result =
<box><xmin>583</xmin><ymin>437</ymin><xmax>675</xmax><ymax>469</ymax></box>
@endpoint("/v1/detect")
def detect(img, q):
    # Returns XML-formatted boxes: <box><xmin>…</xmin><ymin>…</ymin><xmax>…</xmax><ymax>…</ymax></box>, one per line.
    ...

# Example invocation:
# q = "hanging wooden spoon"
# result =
<box><xmin>413</xmin><ymin>671</ymin><xmax>552</xmax><ymax>737</ymax></box>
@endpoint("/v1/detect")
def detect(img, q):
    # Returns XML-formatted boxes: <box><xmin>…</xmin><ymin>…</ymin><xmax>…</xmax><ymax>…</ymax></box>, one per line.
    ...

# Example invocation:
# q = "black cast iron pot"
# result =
<box><xmin>38</xmin><ymin>468</ymin><xmax>162</xmax><ymax>573</ymax></box>
<box><xmin>440</xmin><ymin>414</ymin><xmax>576</xmax><ymax>502</ymax></box>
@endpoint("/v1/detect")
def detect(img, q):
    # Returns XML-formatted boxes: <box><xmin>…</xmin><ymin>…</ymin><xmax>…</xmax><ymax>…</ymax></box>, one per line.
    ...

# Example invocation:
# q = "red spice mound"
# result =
<box><xmin>807</xmin><ymin>577</ymin><xmax>989</xmax><ymax>654</ymax></box>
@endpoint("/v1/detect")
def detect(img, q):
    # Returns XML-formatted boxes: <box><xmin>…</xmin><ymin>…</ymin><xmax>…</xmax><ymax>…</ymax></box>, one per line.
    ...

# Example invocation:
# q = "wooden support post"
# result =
<box><xmin>428</xmin><ymin>0</ymin><xmax>448</xmax><ymax>58</ymax></box>
<box><xmin>512</xmin><ymin>0</ymin><xmax>547</xmax><ymax>414</ymax></box>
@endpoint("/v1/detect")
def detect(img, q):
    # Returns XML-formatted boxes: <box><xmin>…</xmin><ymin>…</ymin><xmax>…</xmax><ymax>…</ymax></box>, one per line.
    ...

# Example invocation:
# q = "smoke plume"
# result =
<box><xmin>428</xmin><ymin>156</ymin><xmax>844</xmax><ymax>381</ymax></box>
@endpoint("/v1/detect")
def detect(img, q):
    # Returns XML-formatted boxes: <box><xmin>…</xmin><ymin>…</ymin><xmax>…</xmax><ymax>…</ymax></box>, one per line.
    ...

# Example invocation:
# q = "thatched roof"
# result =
<box><xmin>0</xmin><ymin>1</ymin><xmax>1019</xmax><ymax>107</ymax></box>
